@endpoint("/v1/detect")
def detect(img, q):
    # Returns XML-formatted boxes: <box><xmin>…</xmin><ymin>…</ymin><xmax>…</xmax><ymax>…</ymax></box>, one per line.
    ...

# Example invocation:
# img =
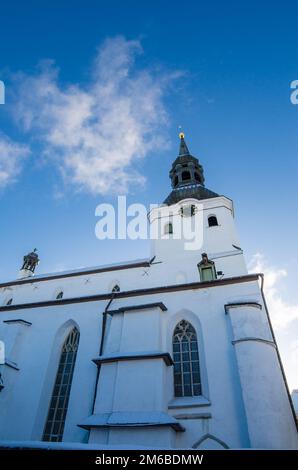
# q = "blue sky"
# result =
<box><xmin>0</xmin><ymin>1</ymin><xmax>298</xmax><ymax>388</ymax></box>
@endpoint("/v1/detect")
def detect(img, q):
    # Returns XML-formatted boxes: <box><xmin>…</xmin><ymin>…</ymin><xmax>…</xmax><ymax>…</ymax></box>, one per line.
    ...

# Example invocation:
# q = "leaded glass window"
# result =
<box><xmin>43</xmin><ymin>327</ymin><xmax>80</xmax><ymax>442</ymax></box>
<box><xmin>173</xmin><ymin>320</ymin><xmax>201</xmax><ymax>397</ymax></box>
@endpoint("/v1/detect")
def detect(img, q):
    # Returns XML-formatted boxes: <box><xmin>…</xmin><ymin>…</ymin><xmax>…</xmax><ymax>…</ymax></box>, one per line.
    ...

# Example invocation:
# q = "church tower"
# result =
<box><xmin>149</xmin><ymin>132</ymin><xmax>247</xmax><ymax>283</ymax></box>
<box><xmin>0</xmin><ymin>133</ymin><xmax>297</xmax><ymax>450</ymax></box>
<box><xmin>82</xmin><ymin>134</ymin><xmax>298</xmax><ymax>449</ymax></box>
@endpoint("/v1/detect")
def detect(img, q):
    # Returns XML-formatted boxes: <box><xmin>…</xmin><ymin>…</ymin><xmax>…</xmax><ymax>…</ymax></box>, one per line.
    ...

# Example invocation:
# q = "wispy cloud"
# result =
<box><xmin>249</xmin><ymin>252</ymin><xmax>298</xmax><ymax>328</ymax></box>
<box><xmin>0</xmin><ymin>133</ymin><xmax>30</xmax><ymax>189</ymax></box>
<box><xmin>10</xmin><ymin>36</ymin><xmax>180</xmax><ymax>195</ymax></box>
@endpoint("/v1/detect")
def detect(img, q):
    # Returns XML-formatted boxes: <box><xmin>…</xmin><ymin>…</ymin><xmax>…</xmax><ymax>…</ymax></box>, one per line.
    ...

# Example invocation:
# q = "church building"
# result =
<box><xmin>0</xmin><ymin>134</ymin><xmax>297</xmax><ymax>449</ymax></box>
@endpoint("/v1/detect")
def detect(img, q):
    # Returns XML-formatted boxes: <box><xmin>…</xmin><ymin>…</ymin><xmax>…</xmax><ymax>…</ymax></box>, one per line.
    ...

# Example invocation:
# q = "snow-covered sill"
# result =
<box><xmin>168</xmin><ymin>396</ymin><xmax>211</xmax><ymax>409</ymax></box>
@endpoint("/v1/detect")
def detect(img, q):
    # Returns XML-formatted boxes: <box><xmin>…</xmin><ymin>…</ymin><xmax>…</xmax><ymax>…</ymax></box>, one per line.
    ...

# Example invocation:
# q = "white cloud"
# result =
<box><xmin>0</xmin><ymin>133</ymin><xmax>30</xmax><ymax>189</ymax></box>
<box><xmin>12</xmin><ymin>36</ymin><xmax>180</xmax><ymax>195</ymax></box>
<box><xmin>248</xmin><ymin>252</ymin><xmax>298</xmax><ymax>328</ymax></box>
<box><xmin>290</xmin><ymin>340</ymin><xmax>298</xmax><ymax>365</ymax></box>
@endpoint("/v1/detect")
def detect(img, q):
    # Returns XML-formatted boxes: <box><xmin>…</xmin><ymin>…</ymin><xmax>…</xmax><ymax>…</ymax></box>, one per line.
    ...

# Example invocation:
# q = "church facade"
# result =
<box><xmin>0</xmin><ymin>134</ymin><xmax>297</xmax><ymax>449</ymax></box>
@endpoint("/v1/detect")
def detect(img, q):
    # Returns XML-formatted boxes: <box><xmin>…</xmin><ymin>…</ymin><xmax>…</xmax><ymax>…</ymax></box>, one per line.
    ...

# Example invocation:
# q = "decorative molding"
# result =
<box><xmin>107</xmin><ymin>302</ymin><xmax>167</xmax><ymax>315</ymax></box>
<box><xmin>168</xmin><ymin>396</ymin><xmax>211</xmax><ymax>409</ymax></box>
<box><xmin>5</xmin><ymin>359</ymin><xmax>19</xmax><ymax>370</ymax></box>
<box><xmin>224</xmin><ymin>302</ymin><xmax>262</xmax><ymax>314</ymax></box>
<box><xmin>192</xmin><ymin>433</ymin><xmax>229</xmax><ymax>449</ymax></box>
<box><xmin>232</xmin><ymin>337</ymin><xmax>276</xmax><ymax>348</ymax></box>
<box><xmin>93</xmin><ymin>351</ymin><xmax>173</xmax><ymax>367</ymax></box>
<box><xmin>173</xmin><ymin>413</ymin><xmax>211</xmax><ymax>420</ymax></box>
<box><xmin>209</xmin><ymin>250</ymin><xmax>243</xmax><ymax>260</ymax></box>
<box><xmin>0</xmin><ymin>274</ymin><xmax>260</xmax><ymax>312</ymax></box>
<box><xmin>3</xmin><ymin>319</ymin><xmax>32</xmax><ymax>326</ymax></box>
<box><xmin>78</xmin><ymin>411</ymin><xmax>185</xmax><ymax>432</ymax></box>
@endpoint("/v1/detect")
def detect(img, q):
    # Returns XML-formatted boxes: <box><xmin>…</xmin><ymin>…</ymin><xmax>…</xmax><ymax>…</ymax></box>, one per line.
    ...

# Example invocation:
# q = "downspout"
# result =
<box><xmin>258</xmin><ymin>273</ymin><xmax>298</xmax><ymax>432</ymax></box>
<box><xmin>89</xmin><ymin>257</ymin><xmax>155</xmax><ymax>418</ymax></box>
<box><xmin>91</xmin><ymin>289</ymin><xmax>118</xmax><ymax>415</ymax></box>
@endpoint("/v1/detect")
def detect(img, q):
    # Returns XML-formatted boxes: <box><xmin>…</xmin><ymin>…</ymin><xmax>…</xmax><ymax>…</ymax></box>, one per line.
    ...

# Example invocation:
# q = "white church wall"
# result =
<box><xmin>89</xmin><ymin>427</ymin><xmax>176</xmax><ymax>449</ymax></box>
<box><xmin>0</xmin><ymin>270</ymin><xmax>296</xmax><ymax>449</ymax></box>
<box><xmin>149</xmin><ymin>196</ymin><xmax>247</xmax><ymax>281</ymax></box>
<box><xmin>1</xmin><ymin>132</ymin><xmax>297</xmax><ymax>450</ymax></box>
<box><xmin>0</xmin><ymin>302</ymin><xmax>103</xmax><ymax>442</ymax></box>
<box><xmin>227</xmin><ymin>302</ymin><xmax>298</xmax><ymax>449</ymax></box>
<box><xmin>162</xmin><ymin>285</ymin><xmax>254</xmax><ymax>449</ymax></box>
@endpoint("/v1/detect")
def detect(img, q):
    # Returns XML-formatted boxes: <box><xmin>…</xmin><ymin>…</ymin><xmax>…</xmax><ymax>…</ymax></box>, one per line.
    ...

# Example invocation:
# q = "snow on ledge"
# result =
<box><xmin>78</xmin><ymin>411</ymin><xmax>184</xmax><ymax>432</ymax></box>
<box><xmin>0</xmin><ymin>440</ymin><xmax>165</xmax><ymax>450</ymax></box>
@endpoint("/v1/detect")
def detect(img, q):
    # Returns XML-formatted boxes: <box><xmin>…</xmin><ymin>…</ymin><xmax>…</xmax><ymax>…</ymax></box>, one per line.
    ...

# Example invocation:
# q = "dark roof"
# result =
<box><xmin>178</xmin><ymin>135</ymin><xmax>190</xmax><ymax>156</ymax></box>
<box><xmin>163</xmin><ymin>184</ymin><xmax>219</xmax><ymax>205</ymax></box>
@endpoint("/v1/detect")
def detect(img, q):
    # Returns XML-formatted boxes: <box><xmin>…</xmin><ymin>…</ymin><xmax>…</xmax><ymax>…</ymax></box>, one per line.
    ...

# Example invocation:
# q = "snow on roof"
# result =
<box><xmin>0</xmin><ymin>257</ymin><xmax>151</xmax><ymax>286</ymax></box>
<box><xmin>28</xmin><ymin>258</ymin><xmax>150</xmax><ymax>280</ymax></box>
<box><xmin>78</xmin><ymin>411</ymin><xmax>184</xmax><ymax>432</ymax></box>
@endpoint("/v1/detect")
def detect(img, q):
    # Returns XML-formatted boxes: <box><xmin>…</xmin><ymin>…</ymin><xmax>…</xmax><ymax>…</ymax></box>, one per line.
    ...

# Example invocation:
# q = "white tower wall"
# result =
<box><xmin>226</xmin><ymin>303</ymin><xmax>298</xmax><ymax>449</ymax></box>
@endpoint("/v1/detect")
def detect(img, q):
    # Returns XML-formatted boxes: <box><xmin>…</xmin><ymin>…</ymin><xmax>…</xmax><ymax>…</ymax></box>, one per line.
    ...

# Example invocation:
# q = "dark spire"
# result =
<box><xmin>178</xmin><ymin>132</ymin><xmax>190</xmax><ymax>156</ymax></box>
<box><xmin>163</xmin><ymin>132</ymin><xmax>219</xmax><ymax>205</ymax></box>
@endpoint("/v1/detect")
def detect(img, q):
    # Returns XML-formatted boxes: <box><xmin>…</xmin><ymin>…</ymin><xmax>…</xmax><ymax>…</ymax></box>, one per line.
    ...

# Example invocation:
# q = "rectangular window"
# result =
<box><xmin>200</xmin><ymin>266</ymin><xmax>214</xmax><ymax>281</ymax></box>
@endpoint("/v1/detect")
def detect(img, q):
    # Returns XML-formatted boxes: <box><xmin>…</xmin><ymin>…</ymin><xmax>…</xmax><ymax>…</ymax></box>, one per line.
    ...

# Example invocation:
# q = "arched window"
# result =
<box><xmin>172</xmin><ymin>320</ymin><xmax>201</xmax><ymax>397</ymax></box>
<box><xmin>208</xmin><ymin>215</ymin><xmax>218</xmax><ymax>227</ymax></box>
<box><xmin>194</xmin><ymin>172</ymin><xmax>201</xmax><ymax>183</ymax></box>
<box><xmin>181</xmin><ymin>171</ymin><xmax>191</xmax><ymax>181</ymax></box>
<box><xmin>164</xmin><ymin>222</ymin><xmax>173</xmax><ymax>235</ymax></box>
<box><xmin>43</xmin><ymin>327</ymin><xmax>80</xmax><ymax>442</ymax></box>
<box><xmin>174</xmin><ymin>175</ymin><xmax>178</xmax><ymax>187</ymax></box>
<box><xmin>6</xmin><ymin>298</ymin><xmax>13</xmax><ymax>306</ymax></box>
<box><xmin>56</xmin><ymin>291</ymin><xmax>64</xmax><ymax>300</ymax></box>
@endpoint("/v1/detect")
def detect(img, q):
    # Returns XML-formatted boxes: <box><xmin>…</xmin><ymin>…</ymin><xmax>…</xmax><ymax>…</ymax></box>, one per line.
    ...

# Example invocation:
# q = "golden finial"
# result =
<box><xmin>178</xmin><ymin>125</ymin><xmax>184</xmax><ymax>139</ymax></box>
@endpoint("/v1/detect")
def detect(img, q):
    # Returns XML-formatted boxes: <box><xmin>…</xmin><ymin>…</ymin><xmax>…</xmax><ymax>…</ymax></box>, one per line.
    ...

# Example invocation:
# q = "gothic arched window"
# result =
<box><xmin>172</xmin><ymin>320</ymin><xmax>201</xmax><ymax>397</ymax></box>
<box><xmin>43</xmin><ymin>327</ymin><xmax>80</xmax><ymax>442</ymax></box>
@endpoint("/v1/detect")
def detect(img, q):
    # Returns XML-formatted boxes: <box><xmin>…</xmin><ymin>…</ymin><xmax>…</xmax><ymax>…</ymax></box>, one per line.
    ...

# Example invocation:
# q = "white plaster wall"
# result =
<box><xmin>149</xmin><ymin>197</ymin><xmax>247</xmax><ymax>280</ymax></box>
<box><xmin>0</xmin><ymin>302</ymin><xmax>103</xmax><ymax>442</ymax></box>
<box><xmin>227</xmin><ymin>304</ymin><xmax>298</xmax><ymax>449</ymax></box>
<box><xmin>292</xmin><ymin>390</ymin><xmax>298</xmax><ymax>416</ymax></box>
<box><xmin>0</xmin><ymin>258</ymin><xmax>296</xmax><ymax>449</ymax></box>
<box><xmin>89</xmin><ymin>427</ymin><xmax>176</xmax><ymax>448</ymax></box>
<box><xmin>233</xmin><ymin>341</ymin><xmax>298</xmax><ymax>449</ymax></box>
